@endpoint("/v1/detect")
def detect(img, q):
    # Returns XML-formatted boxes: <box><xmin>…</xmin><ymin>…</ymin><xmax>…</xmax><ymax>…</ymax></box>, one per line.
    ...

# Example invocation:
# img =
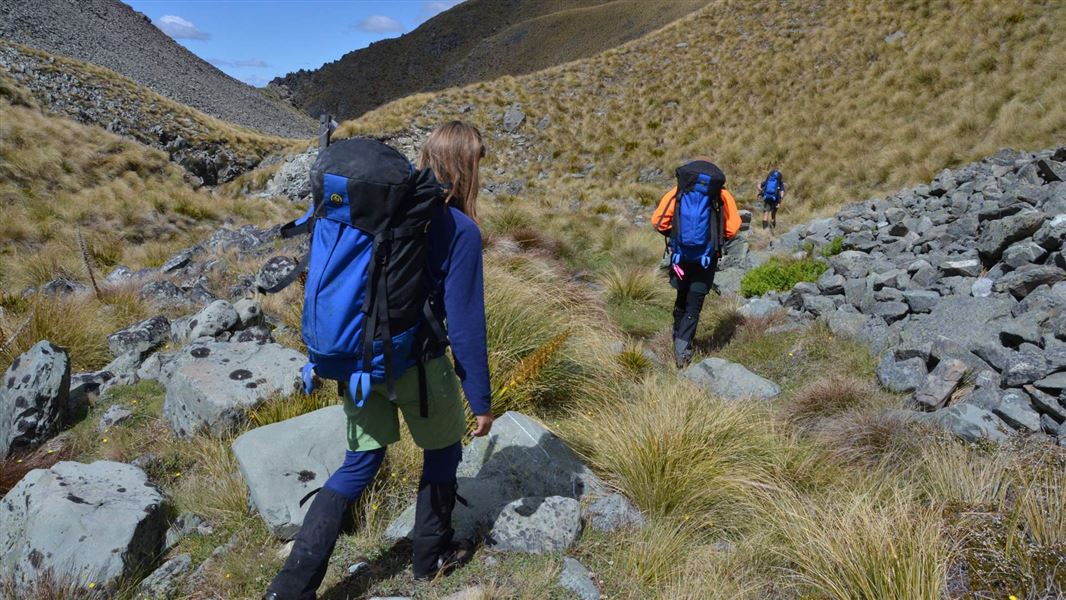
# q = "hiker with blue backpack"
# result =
<box><xmin>262</xmin><ymin>121</ymin><xmax>492</xmax><ymax>600</ymax></box>
<box><xmin>758</xmin><ymin>169</ymin><xmax>785</xmax><ymax>230</ymax></box>
<box><xmin>652</xmin><ymin>159</ymin><xmax>741</xmax><ymax>368</ymax></box>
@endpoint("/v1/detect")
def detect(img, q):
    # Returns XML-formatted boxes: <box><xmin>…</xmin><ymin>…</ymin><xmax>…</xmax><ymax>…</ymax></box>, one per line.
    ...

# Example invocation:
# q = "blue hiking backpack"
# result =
<box><xmin>762</xmin><ymin>170</ymin><xmax>783</xmax><ymax>204</ymax></box>
<box><xmin>662</xmin><ymin>160</ymin><xmax>727</xmax><ymax>268</ymax></box>
<box><xmin>260</xmin><ymin>116</ymin><xmax>449</xmax><ymax>414</ymax></box>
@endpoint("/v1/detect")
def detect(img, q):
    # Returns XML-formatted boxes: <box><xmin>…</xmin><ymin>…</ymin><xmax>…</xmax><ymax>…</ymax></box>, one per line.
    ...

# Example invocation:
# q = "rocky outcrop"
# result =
<box><xmin>0</xmin><ymin>461</ymin><xmax>166</xmax><ymax>592</ymax></box>
<box><xmin>163</xmin><ymin>341</ymin><xmax>304</xmax><ymax>437</ymax></box>
<box><xmin>0</xmin><ymin>2</ymin><xmax>311</xmax><ymax>138</ymax></box>
<box><xmin>764</xmin><ymin>146</ymin><xmax>1066</xmax><ymax>444</ymax></box>
<box><xmin>232</xmin><ymin>406</ymin><xmax>347</xmax><ymax>539</ymax></box>
<box><xmin>0</xmin><ymin>341</ymin><xmax>71</xmax><ymax>458</ymax></box>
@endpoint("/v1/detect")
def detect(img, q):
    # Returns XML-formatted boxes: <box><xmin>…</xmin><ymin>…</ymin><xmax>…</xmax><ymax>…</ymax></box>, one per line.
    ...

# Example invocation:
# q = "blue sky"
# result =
<box><xmin>123</xmin><ymin>1</ymin><xmax>463</xmax><ymax>87</ymax></box>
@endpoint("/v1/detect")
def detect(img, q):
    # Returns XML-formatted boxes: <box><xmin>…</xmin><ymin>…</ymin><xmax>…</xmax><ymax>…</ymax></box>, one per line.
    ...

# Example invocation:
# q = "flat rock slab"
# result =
<box><xmin>486</xmin><ymin>496</ymin><xmax>581</xmax><ymax>553</ymax></box>
<box><xmin>163</xmin><ymin>341</ymin><xmax>304</xmax><ymax>437</ymax></box>
<box><xmin>899</xmin><ymin>295</ymin><xmax>1014</xmax><ymax>351</ymax></box>
<box><xmin>560</xmin><ymin>557</ymin><xmax>600</xmax><ymax>600</ymax></box>
<box><xmin>1</xmin><ymin>340</ymin><xmax>70</xmax><ymax>458</ymax></box>
<box><xmin>919</xmin><ymin>404</ymin><xmax>1012</xmax><ymax>443</ymax></box>
<box><xmin>232</xmin><ymin>405</ymin><xmax>347</xmax><ymax>539</ymax></box>
<box><xmin>681</xmin><ymin>357</ymin><xmax>780</xmax><ymax>401</ymax></box>
<box><xmin>0</xmin><ymin>461</ymin><xmax>165</xmax><ymax>591</ymax></box>
<box><xmin>385</xmin><ymin>412</ymin><xmax>608</xmax><ymax>542</ymax></box>
<box><xmin>913</xmin><ymin>358</ymin><xmax>968</xmax><ymax>410</ymax></box>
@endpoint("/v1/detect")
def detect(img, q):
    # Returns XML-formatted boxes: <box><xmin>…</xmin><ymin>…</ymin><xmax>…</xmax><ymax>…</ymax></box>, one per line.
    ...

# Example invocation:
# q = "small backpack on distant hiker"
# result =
<box><xmin>260</xmin><ymin>117</ymin><xmax>448</xmax><ymax>408</ymax></box>
<box><xmin>653</xmin><ymin>160</ymin><xmax>728</xmax><ymax>268</ymax></box>
<box><xmin>761</xmin><ymin>170</ymin><xmax>783</xmax><ymax>205</ymax></box>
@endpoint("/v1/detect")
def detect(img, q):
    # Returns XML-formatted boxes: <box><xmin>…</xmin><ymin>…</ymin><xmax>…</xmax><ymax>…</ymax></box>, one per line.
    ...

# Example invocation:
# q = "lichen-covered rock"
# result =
<box><xmin>0</xmin><ymin>341</ymin><xmax>70</xmax><ymax>458</ymax></box>
<box><xmin>385</xmin><ymin>412</ymin><xmax>608</xmax><ymax>543</ymax></box>
<box><xmin>163</xmin><ymin>341</ymin><xmax>303</xmax><ymax>437</ymax></box>
<box><xmin>107</xmin><ymin>315</ymin><xmax>170</xmax><ymax>359</ymax></box>
<box><xmin>0</xmin><ymin>461</ymin><xmax>165</xmax><ymax>592</ymax></box>
<box><xmin>486</xmin><ymin>496</ymin><xmax>581</xmax><ymax>553</ymax></box>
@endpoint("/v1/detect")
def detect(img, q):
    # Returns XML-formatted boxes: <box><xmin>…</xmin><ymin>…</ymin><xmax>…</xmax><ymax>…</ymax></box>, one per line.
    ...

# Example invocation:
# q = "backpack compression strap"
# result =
<box><xmin>257</xmin><ymin>115</ymin><xmax>335</xmax><ymax>295</ymax></box>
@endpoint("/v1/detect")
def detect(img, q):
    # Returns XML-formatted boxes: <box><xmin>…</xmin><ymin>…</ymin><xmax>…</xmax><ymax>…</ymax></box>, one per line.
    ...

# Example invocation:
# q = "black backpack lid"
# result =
<box><xmin>676</xmin><ymin>160</ymin><xmax>726</xmax><ymax>192</ymax></box>
<box><xmin>309</xmin><ymin>137</ymin><xmax>444</xmax><ymax>233</ymax></box>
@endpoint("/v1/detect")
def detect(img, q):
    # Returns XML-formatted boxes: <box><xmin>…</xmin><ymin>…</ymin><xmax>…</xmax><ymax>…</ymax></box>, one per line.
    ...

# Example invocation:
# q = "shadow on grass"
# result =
<box><xmin>319</xmin><ymin>539</ymin><xmax>413</xmax><ymax>600</ymax></box>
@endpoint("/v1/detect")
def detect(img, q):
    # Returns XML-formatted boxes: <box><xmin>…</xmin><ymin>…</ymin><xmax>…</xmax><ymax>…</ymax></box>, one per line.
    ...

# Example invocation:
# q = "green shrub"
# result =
<box><xmin>820</xmin><ymin>236</ymin><xmax>846</xmax><ymax>258</ymax></box>
<box><xmin>739</xmin><ymin>257</ymin><xmax>827</xmax><ymax>297</ymax></box>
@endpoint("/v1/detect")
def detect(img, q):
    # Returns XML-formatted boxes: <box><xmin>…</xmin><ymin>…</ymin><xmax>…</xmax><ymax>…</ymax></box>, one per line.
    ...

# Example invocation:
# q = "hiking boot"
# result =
<box><xmin>415</xmin><ymin>539</ymin><xmax>476</xmax><ymax>581</ymax></box>
<box><xmin>264</xmin><ymin>487</ymin><xmax>350</xmax><ymax>600</ymax></box>
<box><xmin>673</xmin><ymin>338</ymin><xmax>693</xmax><ymax>369</ymax></box>
<box><xmin>412</xmin><ymin>480</ymin><xmax>461</xmax><ymax>580</ymax></box>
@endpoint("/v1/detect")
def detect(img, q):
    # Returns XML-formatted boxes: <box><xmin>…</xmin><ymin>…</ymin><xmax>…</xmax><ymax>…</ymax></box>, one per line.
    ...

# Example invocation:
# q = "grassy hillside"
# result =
<box><xmin>1</xmin><ymin>41</ymin><xmax>301</xmax><ymax>177</ymax></box>
<box><xmin>272</xmin><ymin>0</ymin><xmax>707</xmax><ymax>120</ymax></box>
<box><xmin>0</xmin><ymin>72</ymin><xmax>296</xmax><ymax>369</ymax></box>
<box><xmin>340</xmin><ymin>0</ymin><xmax>1066</xmax><ymax>224</ymax></box>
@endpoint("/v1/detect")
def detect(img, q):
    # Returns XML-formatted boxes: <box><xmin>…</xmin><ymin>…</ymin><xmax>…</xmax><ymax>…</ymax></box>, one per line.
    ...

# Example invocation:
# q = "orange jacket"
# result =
<box><xmin>652</xmin><ymin>186</ymin><xmax>741</xmax><ymax>239</ymax></box>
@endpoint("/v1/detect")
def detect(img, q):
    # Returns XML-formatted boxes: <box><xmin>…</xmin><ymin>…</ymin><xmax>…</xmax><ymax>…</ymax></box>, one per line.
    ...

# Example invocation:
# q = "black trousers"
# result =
<box><xmin>670</xmin><ymin>258</ymin><xmax>718</xmax><ymax>345</ymax></box>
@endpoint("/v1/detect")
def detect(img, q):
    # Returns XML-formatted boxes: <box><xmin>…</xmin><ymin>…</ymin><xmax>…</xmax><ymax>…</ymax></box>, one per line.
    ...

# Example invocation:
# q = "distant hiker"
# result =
<box><xmin>758</xmin><ymin>169</ymin><xmax>785</xmax><ymax>230</ymax></box>
<box><xmin>652</xmin><ymin>159</ymin><xmax>741</xmax><ymax>368</ymax></box>
<box><xmin>263</xmin><ymin>121</ymin><xmax>492</xmax><ymax>600</ymax></box>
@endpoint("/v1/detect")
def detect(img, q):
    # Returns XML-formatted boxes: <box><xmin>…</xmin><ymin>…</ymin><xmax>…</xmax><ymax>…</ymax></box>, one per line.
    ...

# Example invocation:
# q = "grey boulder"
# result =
<box><xmin>232</xmin><ymin>405</ymin><xmax>347</xmax><ymax>539</ymax></box>
<box><xmin>992</xmin><ymin>394</ymin><xmax>1042</xmax><ymax>432</ymax></box>
<box><xmin>559</xmin><ymin>557</ymin><xmax>600</xmax><ymax>600</ymax></box>
<box><xmin>0</xmin><ymin>341</ymin><xmax>70</xmax><ymax>458</ymax></box>
<box><xmin>188</xmin><ymin>300</ymin><xmax>240</xmax><ymax>340</ymax></box>
<box><xmin>163</xmin><ymin>341</ymin><xmax>304</xmax><ymax>437</ymax></box>
<box><xmin>920</xmin><ymin>404</ymin><xmax>1011</xmax><ymax>443</ymax></box>
<box><xmin>681</xmin><ymin>358</ymin><xmax>780</xmax><ymax>401</ymax></box>
<box><xmin>385</xmin><ymin>412</ymin><xmax>607</xmax><ymax>543</ymax></box>
<box><xmin>486</xmin><ymin>496</ymin><xmax>581</xmax><ymax>553</ymax></box>
<box><xmin>584</xmin><ymin>492</ymin><xmax>645</xmax><ymax>533</ymax></box>
<box><xmin>137</xmin><ymin>554</ymin><xmax>192</xmax><ymax>600</ymax></box>
<box><xmin>0</xmin><ymin>461</ymin><xmax>165</xmax><ymax>591</ymax></box>
<box><xmin>107</xmin><ymin>315</ymin><xmax>170</xmax><ymax>359</ymax></box>
<box><xmin>876</xmin><ymin>354</ymin><xmax>927</xmax><ymax>393</ymax></box>
<box><xmin>912</xmin><ymin>358</ymin><xmax>968</xmax><ymax>410</ymax></box>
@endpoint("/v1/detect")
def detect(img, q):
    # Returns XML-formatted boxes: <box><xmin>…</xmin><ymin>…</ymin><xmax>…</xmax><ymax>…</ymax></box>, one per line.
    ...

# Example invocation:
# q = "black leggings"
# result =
<box><xmin>670</xmin><ymin>259</ymin><xmax>717</xmax><ymax>345</ymax></box>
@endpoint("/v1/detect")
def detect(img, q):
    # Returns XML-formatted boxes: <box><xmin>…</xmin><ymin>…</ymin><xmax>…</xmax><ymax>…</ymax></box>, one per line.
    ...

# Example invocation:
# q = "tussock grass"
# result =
<box><xmin>768</xmin><ymin>487</ymin><xmax>951</xmax><ymax>600</ymax></box>
<box><xmin>249</xmin><ymin>389</ymin><xmax>339</xmax><ymax>428</ymax></box>
<box><xmin>783</xmin><ymin>374</ymin><xmax>889</xmax><ymax>431</ymax></box>
<box><xmin>567</xmin><ymin>377</ymin><xmax>779</xmax><ymax>531</ymax></box>
<box><xmin>600</xmin><ymin>266</ymin><xmax>661</xmax><ymax>304</ymax></box>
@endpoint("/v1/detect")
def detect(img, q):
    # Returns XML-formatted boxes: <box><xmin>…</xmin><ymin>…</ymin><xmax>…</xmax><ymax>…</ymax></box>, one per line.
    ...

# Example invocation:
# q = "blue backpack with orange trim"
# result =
<box><xmin>667</xmin><ymin>160</ymin><xmax>727</xmax><ymax>267</ymax></box>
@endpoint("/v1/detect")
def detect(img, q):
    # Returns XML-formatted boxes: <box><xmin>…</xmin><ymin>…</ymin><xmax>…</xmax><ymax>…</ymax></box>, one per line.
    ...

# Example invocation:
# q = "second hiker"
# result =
<box><xmin>652</xmin><ymin>158</ymin><xmax>741</xmax><ymax>368</ymax></box>
<box><xmin>758</xmin><ymin>168</ymin><xmax>785</xmax><ymax>230</ymax></box>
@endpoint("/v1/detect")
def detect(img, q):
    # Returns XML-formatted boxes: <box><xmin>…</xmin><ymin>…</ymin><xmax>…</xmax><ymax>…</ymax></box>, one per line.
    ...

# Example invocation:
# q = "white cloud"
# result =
<box><xmin>240</xmin><ymin>74</ymin><xmax>273</xmax><ymax>88</ymax></box>
<box><xmin>353</xmin><ymin>15</ymin><xmax>405</xmax><ymax>34</ymax></box>
<box><xmin>209</xmin><ymin>58</ymin><xmax>270</xmax><ymax>68</ymax></box>
<box><xmin>155</xmin><ymin>15</ymin><xmax>210</xmax><ymax>40</ymax></box>
<box><xmin>421</xmin><ymin>1</ymin><xmax>463</xmax><ymax>19</ymax></box>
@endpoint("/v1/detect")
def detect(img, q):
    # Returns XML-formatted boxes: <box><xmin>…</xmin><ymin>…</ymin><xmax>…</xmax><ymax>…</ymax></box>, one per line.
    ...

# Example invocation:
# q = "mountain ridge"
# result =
<box><xmin>271</xmin><ymin>0</ymin><xmax>708</xmax><ymax>121</ymax></box>
<box><xmin>0</xmin><ymin>0</ymin><xmax>313</xmax><ymax>137</ymax></box>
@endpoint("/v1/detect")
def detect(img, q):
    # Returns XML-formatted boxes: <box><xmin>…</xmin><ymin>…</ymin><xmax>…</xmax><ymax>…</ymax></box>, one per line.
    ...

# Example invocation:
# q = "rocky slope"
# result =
<box><xmin>271</xmin><ymin>0</ymin><xmax>707</xmax><ymax>120</ymax></box>
<box><xmin>740</xmin><ymin>146</ymin><xmax>1066</xmax><ymax>445</ymax></box>
<box><xmin>0</xmin><ymin>0</ymin><xmax>313</xmax><ymax>138</ymax></box>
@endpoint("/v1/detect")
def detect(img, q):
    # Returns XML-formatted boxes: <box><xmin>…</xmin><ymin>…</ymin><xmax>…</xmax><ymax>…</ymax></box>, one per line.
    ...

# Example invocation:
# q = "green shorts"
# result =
<box><xmin>342</xmin><ymin>356</ymin><xmax>467</xmax><ymax>452</ymax></box>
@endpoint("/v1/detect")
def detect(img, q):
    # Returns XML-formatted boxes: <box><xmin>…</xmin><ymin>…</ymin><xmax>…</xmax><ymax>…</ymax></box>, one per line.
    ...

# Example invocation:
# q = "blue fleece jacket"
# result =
<box><xmin>427</xmin><ymin>206</ymin><xmax>491</xmax><ymax>416</ymax></box>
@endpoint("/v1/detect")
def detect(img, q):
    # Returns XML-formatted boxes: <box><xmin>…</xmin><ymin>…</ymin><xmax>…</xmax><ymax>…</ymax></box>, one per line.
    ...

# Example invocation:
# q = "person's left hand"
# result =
<box><xmin>471</xmin><ymin>414</ymin><xmax>494</xmax><ymax>437</ymax></box>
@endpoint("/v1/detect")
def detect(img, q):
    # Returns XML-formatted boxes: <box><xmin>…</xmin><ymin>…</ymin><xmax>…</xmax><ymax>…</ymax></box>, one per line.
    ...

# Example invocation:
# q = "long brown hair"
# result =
<box><xmin>417</xmin><ymin>121</ymin><xmax>485</xmax><ymax>222</ymax></box>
